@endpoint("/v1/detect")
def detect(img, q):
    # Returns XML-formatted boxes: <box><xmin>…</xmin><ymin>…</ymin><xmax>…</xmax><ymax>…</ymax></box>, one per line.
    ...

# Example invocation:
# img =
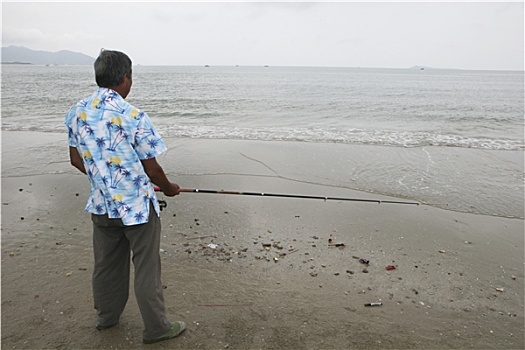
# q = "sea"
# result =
<box><xmin>1</xmin><ymin>65</ymin><xmax>523</xmax><ymax>219</ymax></box>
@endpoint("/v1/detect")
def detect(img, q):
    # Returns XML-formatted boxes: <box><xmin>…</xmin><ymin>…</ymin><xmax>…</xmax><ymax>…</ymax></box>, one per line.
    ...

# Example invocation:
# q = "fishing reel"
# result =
<box><xmin>153</xmin><ymin>186</ymin><xmax>168</xmax><ymax>211</ymax></box>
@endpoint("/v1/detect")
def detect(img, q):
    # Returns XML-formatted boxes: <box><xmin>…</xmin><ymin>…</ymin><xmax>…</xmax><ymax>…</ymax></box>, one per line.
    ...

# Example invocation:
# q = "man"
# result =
<box><xmin>65</xmin><ymin>49</ymin><xmax>185</xmax><ymax>344</ymax></box>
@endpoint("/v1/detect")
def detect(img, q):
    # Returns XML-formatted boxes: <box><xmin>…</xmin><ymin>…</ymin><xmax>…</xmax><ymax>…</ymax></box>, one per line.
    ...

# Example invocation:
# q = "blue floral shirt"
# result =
<box><xmin>65</xmin><ymin>88</ymin><xmax>167</xmax><ymax>226</ymax></box>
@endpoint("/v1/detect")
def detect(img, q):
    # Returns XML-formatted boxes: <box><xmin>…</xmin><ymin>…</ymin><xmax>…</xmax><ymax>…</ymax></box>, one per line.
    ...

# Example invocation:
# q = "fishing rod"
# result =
<box><xmin>153</xmin><ymin>186</ymin><xmax>420</xmax><ymax>209</ymax></box>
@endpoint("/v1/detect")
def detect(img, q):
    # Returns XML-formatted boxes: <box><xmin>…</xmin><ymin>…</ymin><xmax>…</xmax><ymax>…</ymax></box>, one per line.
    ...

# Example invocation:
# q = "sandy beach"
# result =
<box><xmin>1</xmin><ymin>131</ymin><xmax>523</xmax><ymax>349</ymax></box>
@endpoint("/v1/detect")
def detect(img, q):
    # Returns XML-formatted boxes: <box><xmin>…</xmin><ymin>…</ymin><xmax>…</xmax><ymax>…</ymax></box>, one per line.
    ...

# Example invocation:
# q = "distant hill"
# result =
<box><xmin>1</xmin><ymin>46</ymin><xmax>95</xmax><ymax>65</ymax></box>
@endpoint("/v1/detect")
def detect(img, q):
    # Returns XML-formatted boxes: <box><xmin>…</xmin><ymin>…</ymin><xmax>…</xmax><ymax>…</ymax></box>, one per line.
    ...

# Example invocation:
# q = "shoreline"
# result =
<box><xmin>1</xmin><ymin>131</ymin><xmax>524</xmax><ymax>349</ymax></box>
<box><xmin>3</xmin><ymin>129</ymin><xmax>522</xmax><ymax>219</ymax></box>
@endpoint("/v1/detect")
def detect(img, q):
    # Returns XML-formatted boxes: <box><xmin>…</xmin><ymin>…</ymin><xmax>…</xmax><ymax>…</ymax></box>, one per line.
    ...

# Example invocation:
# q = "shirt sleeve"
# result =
<box><xmin>134</xmin><ymin>112</ymin><xmax>168</xmax><ymax>160</ymax></box>
<box><xmin>65</xmin><ymin>108</ymin><xmax>79</xmax><ymax>147</ymax></box>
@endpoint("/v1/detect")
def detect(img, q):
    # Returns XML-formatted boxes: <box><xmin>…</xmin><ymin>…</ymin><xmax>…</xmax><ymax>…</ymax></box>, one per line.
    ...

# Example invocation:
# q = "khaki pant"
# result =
<box><xmin>91</xmin><ymin>203</ymin><xmax>171</xmax><ymax>339</ymax></box>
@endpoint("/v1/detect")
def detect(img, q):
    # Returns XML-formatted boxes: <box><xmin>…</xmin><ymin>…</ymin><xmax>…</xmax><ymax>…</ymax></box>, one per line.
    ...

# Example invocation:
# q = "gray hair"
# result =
<box><xmin>94</xmin><ymin>49</ymin><xmax>132</xmax><ymax>88</ymax></box>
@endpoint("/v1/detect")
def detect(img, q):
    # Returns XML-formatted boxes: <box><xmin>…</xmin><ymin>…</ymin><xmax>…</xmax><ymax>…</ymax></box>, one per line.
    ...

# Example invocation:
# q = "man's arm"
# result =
<box><xmin>141</xmin><ymin>157</ymin><xmax>180</xmax><ymax>197</ymax></box>
<box><xmin>69</xmin><ymin>146</ymin><xmax>87</xmax><ymax>174</ymax></box>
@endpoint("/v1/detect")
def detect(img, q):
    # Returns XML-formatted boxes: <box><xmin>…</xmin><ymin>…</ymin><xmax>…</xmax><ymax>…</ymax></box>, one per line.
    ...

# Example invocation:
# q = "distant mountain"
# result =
<box><xmin>1</xmin><ymin>46</ymin><xmax>95</xmax><ymax>65</ymax></box>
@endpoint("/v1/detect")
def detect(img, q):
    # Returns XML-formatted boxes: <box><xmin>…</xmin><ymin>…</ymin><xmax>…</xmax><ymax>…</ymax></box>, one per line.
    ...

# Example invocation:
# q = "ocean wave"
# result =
<box><xmin>3</xmin><ymin>124</ymin><xmax>523</xmax><ymax>151</ymax></box>
<box><xmin>161</xmin><ymin>125</ymin><xmax>524</xmax><ymax>151</ymax></box>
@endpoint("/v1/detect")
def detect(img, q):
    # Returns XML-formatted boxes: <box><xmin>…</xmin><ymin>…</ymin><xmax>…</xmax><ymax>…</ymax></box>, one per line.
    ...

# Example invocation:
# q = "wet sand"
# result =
<box><xmin>1</xmin><ymin>131</ymin><xmax>523</xmax><ymax>349</ymax></box>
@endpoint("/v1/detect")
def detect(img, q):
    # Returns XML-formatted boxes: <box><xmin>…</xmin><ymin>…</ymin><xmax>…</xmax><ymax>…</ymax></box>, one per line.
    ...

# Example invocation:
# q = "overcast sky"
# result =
<box><xmin>2</xmin><ymin>1</ymin><xmax>523</xmax><ymax>70</ymax></box>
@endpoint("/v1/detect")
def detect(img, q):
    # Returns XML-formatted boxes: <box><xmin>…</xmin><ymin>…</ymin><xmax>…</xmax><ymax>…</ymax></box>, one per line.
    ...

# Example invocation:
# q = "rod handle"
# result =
<box><xmin>179</xmin><ymin>188</ymin><xmax>195</xmax><ymax>193</ymax></box>
<box><xmin>153</xmin><ymin>186</ymin><xmax>193</xmax><ymax>193</ymax></box>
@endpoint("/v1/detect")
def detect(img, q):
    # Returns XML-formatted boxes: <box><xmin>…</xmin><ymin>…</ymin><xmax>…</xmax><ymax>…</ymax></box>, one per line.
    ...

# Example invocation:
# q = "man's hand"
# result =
<box><xmin>163</xmin><ymin>182</ymin><xmax>180</xmax><ymax>197</ymax></box>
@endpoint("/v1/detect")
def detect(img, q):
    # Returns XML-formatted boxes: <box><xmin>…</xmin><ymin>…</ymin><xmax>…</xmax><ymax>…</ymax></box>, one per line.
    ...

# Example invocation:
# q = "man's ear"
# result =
<box><xmin>124</xmin><ymin>73</ymin><xmax>132</xmax><ymax>85</ymax></box>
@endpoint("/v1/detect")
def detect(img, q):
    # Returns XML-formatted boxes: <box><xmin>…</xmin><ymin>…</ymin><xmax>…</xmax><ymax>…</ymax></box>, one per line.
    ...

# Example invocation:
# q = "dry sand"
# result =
<box><xmin>1</xmin><ymin>131</ymin><xmax>523</xmax><ymax>349</ymax></box>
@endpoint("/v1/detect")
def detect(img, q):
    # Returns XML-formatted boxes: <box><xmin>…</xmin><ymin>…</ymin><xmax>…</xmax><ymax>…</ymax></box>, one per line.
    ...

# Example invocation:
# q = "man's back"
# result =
<box><xmin>65</xmin><ymin>87</ymin><xmax>166</xmax><ymax>225</ymax></box>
